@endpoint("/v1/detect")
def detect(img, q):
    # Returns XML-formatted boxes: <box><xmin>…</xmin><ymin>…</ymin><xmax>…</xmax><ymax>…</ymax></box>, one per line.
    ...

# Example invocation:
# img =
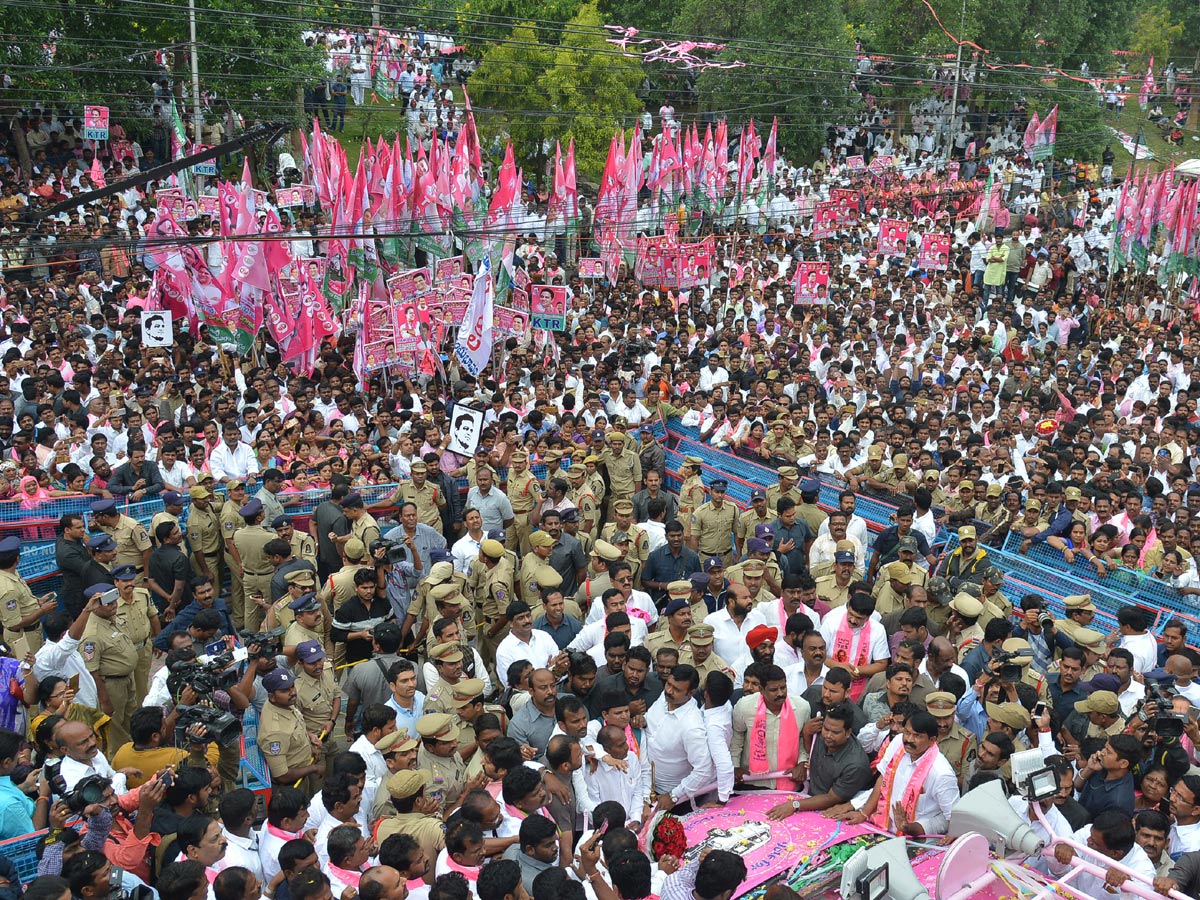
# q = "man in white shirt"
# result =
<box><xmin>645</xmin><ymin>663</ymin><xmax>713</xmax><ymax>809</ymax></box>
<box><xmin>1049</xmin><ymin>812</ymin><xmax>1157</xmax><ymax>900</ymax></box>
<box><xmin>451</xmin><ymin>508</ymin><xmax>485</xmax><ymax>574</ymax></box>
<box><xmin>55</xmin><ymin>719</ymin><xmax>130</xmax><ymax>794</ymax></box>
<box><xmin>833</xmin><ymin>713</ymin><xmax>959</xmax><ymax>835</ymax></box>
<box><xmin>33</xmin><ymin>604</ymin><xmax>99</xmax><ymax>708</ymax></box>
<box><xmin>818</xmin><ymin>594</ymin><xmax>891</xmax><ymax>702</ymax></box>
<box><xmin>1116</xmin><ymin>606</ymin><xmax>1159</xmax><ymax>674</ymax></box>
<box><xmin>704</xmin><ymin>582</ymin><xmax>756</xmax><ymax>664</ymax></box>
<box><xmin>209</xmin><ymin>421</ymin><xmax>259</xmax><ymax>483</ymax></box>
<box><xmin>495</xmin><ymin>601</ymin><xmax>560</xmax><ymax>684</ymax></box>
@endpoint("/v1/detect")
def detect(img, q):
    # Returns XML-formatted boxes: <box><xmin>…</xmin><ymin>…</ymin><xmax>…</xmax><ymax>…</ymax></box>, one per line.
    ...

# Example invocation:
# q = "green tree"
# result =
<box><xmin>676</xmin><ymin>0</ymin><xmax>855</xmax><ymax>162</ymax></box>
<box><xmin>452</xmin><ymin>0</ymin><xmax>584</xmax><ymax>44</ymax></box>
<box><xmin>1128</xmin><ymin>4</ymin><xmax>1184</xmax><ymax>65</ymax></box>
<box><xmin>541</xmin><ymin>2</ymin><xmax>644</xmax><ymax>179</ymax></box>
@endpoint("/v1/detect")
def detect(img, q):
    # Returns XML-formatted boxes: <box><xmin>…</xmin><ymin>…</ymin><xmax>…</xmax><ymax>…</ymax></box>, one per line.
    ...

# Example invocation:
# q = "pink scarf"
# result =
<box><xmin>749</xmin><ymin>694</ymin><xmax>800</xmax><ymax>790</ymax></box>
<box><xmin>443</xmin><ymin>856</ymin><xmax>479</xmax><ymax>882</ymax></box>
<box><xmin>832</xmin><ymin>613</ymin><xmax>872</xmax><ymax>701</ymax></box>
<box><xmin>873</xmin><ymin>737</ymin><xmax>940</xmax><ymax>832</ymax></box>
<box><xmin>18</xmin><ymin>476</ymin><xmax>51</xmax><ymax>510</ymax></box>
<box><xmin>264</xmin><ymin>823</ymin><xmax>301</xmax><ymax>841</ymax></box>
<box><xmin>328</xmin><ymin>865</ymin><xmax>362</xmax><ymax>889</ymax></box>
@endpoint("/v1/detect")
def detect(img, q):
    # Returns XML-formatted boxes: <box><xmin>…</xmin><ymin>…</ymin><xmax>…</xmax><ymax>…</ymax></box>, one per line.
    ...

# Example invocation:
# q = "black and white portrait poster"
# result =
<box><xmin>141</xmin><ymin>310</ymin><xmax>173</xmax><ymax>347</ymax></box>
<box><xmin>447</xmin><ymin>404</ymin><xmax>484</xmax><ymax>457</ymax></box>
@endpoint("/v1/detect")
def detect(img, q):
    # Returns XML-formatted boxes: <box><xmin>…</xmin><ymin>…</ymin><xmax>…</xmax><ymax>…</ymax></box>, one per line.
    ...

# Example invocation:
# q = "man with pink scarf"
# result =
<box><xmin>729</xmin><ymin>663</ymin><xmax>811</xmax><ymax>790</ymax></box>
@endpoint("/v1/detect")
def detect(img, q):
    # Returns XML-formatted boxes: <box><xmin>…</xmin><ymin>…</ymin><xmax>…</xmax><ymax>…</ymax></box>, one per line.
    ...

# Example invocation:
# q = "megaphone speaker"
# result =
<box><xmin>946</xmin><ymin>781</ymin><xmax>1045</xmax><ymax>857</ymax></box>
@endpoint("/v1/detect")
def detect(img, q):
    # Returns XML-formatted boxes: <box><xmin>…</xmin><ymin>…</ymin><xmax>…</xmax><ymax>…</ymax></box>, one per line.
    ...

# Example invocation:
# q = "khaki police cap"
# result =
<box><xmin>386</xmin><ymin>768</ymin><xmax>432</xmax><ymax>799</ymax></box>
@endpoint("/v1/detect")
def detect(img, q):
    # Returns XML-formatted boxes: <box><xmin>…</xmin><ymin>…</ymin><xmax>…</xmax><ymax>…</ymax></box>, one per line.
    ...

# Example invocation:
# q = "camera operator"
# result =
<box><xmin>1128</xmin><ymin>689</ymin><xmax>1191</xmax><ymax>785</ymax></box>
<box><xmin>58</xmin><ymin>769</ymin><xmax>169</xmax><ymax>884</ymax></box>
<box><xmin>110</xmin><ymin>708</ymin><xmax>218</xmax><ymax>788</ymax></box>
<box><xmin>1011</xmin><ymin>595</ymin><xmax>1073</xmax><ymax>676</ymax></box>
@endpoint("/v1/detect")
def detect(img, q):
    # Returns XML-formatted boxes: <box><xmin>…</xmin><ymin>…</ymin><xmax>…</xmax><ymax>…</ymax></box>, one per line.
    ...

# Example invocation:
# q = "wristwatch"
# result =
<box><xmin>791</xmin><ymin>799</ymin><xmax>801</xmax><ymax>811</ymax></box>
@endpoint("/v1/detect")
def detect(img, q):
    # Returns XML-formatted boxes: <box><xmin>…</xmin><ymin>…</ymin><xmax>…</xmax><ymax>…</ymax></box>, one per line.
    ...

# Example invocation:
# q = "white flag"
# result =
<box><xmin>455</xmin><ymin>255</ymin><xmax>494</xmax><ymax>377</ymax></box>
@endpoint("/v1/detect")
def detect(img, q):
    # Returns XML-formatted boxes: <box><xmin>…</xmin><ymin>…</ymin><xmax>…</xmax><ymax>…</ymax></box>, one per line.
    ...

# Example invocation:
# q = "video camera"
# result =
<box><xmin>175</xmin><ymin>704</ymin><xmax>242</xmax><ymax>747</ymax></box>
<box><xmin>62</xmin><ymin>773</ymin><xmax>111</xmax><ymax>814</ymax></box>
<box><xmin>166</xmin><ymin>655</ymin><xmax>238</xmax><ymax>697</ymax></box>
<box><xmin>1139</xmin><ymin>680</ymin><xmax>1185</xmax><ymax>739</ymax></box>
<box><xmin>370</xmin><ymin>537</ymin><xmax>410</xmax><ymax>566</ymax></box>
<box><xmin>989</xmin><ymin>647</ymin><xmax>1033</xmax><ymax>683</ymax></box>
<box><xmin>240</xmin><ymin>625</ymin><xmax>286</xmax><ymax>659</ymax></box>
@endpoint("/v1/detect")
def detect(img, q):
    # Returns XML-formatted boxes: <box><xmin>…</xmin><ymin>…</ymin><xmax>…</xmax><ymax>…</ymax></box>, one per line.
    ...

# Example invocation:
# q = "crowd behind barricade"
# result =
<box><xmin>3</xmin><ymin>42</ymin><xmax>1200</xmax><ymax>900</ymax></box>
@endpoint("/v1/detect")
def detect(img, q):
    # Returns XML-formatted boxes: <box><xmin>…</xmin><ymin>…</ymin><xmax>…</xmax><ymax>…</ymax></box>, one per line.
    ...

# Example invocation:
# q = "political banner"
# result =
<box><xmin>877</xmin><ymin>219</ymin><xmax>910</xmax><ymax>255</ymax></box>
<box><xmin>918</xmin><ymin>233</ymin><xmax>952</xmax><ymax>270</ymax></box>
<box><xmin>677</xmin><ymin>247</ymin><xmax>712</xmax><ymax>289</ymax></box>
<box><xmin>812</xmin><ymin>202</ymin><xmax>839</xmax><ymax>239</ymax></box>
<box><xmin>444</xmin><ymin>285</ymin><xmax>472</xmax><ymax>321</ymax></box>
<box><xmin>578</xmin><ymin>258</ymin><xmax>604</xmax><ymax>279</ymax></box>
<box><xmin>496</xmin><ymin>301</ymin><xmax>529</xmax><ymax>339</ymax></box>
<box><xmin>191</xmin><ymin>146</ymin><xmax>218</xmax><ymax>177</ymax></box>
<box><xmin>435</xmin><ymin>256</ymin><xmax>465</xmax><ymax>283</ymax></box>
<box><xmin>830</xmin><ymin>188</ymin><xmax>861</xmax><ymax>221</ymax></box>
<box><xmin>635</xmin><ymin>235</ymin><xmax>671</xmax><ymax>285</ymax></box>
<box><xmin>197</xmin><ymin>195</ymin><xmax>219</xmax><ymax>216</ymax></box>
<box><xmin>791</xmin><ymin>261</ymin><xmax>830</xmax><ymax>305</ymax></box>
<box><xmin>140</xmin><ymin>310</ymin><xmax>173</xmax><ymax>347</ymax></box>
<box><xmin>530</xmin><ymin>284</ymin><xmax>567</xmax><ymax>331</ymax></box>
<box><xmin>83</xmin><ymin>106</ymin><xmax>109</xmax><ymax>141</ymax></box>
<box><xmin>869</xmin><ymin>154</ymin><xmax>894</xmax><ymax>173</ymax></box>
<box><xmin>845</xmin><ymin>155</ymin><xmax>866</xmax><ymax>171</ymax></box>
<box><xmin>276</xmin><ymin>187</ymin><xmax>305</xmax><ymax>207</ymax></box>
<box><xmin>388</xmin><ymin>268</ymin><xmax>433</xmax><ymax>303</ymax></box>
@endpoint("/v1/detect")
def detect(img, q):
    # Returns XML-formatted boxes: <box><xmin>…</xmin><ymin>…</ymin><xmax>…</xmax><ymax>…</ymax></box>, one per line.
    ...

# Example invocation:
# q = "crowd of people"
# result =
<box><xmin>1</xmin><ymin>33</ymin><xmax>1200</xmax><ymax>900</ymax></box>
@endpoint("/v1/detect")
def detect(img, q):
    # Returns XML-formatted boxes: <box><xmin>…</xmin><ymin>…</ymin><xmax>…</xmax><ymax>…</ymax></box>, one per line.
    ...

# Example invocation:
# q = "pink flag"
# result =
<box><xmin>1139</xmin><ymin>57</ymin><xmax>1154</xmax><ymax>108</ymax></box>
<box><xmin>1023</xmin><ymin>112</ymin><xmax>1040</xmax><ymax>155</ymax></box>
<box><xmin>89</xmin><ymin>158</ymin><xmax>105</xmax><ymax>189</ymax></box>
<box><xmin>563</xmin><ymin>138</ymin><xmax>579</xmax><ymax>232</ymax></box>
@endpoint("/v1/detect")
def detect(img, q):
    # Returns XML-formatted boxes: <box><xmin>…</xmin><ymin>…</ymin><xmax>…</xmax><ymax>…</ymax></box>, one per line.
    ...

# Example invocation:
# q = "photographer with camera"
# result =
<box><xmin>110</xmin><ymin>707</ymin><xmax>218</xmax><ymax>789</ymax></box>
<box><xmin>1011</xmin><ymin>595</ymin><xmax>1074</xmax><ymax>676</ymax></box>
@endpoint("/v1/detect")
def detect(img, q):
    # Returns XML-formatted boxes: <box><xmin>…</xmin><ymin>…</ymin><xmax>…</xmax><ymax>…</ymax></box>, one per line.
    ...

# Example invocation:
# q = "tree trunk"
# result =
<box><xmin>10</xmin><ymin>117</ymin><xmax>31</xmax><ymax>179</ymax></box>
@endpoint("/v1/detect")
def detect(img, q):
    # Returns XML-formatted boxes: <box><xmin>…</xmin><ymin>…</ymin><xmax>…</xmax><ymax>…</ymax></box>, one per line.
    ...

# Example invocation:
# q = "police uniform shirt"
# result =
<box><xmin>290</xmin><ymin>532</ymin><xmax>318</xmax><ymax>567</ymax></box>
<box><xmin>506</xmin><ymin>469</ymin><xmax>542</xmax><ymax>514</ymax></box>
<box><xmin>295</xmin><ymin>665</ymin><xmax>339</xmax><ymax>733</ymax></box>
<box><xmin>284</xmin><ymin>619</ymin><xmax>324</xmax><ymax>648</ymax></box>
<box><xmin>81</xmin><ymin>616</ymin><xmax>139</xmax><ymax>677</ymax></box>
<box><xmin>102</xmin><ymin>515</ymin><xmax>152</xmax><ymax>570</ymax></box>
<box><xmin>219</xmin><ymin>503</ymin><xmax>247</xmax><ymax>550</ymax></box>
<box><xmin>115</xmin><ymin>588</ymin><xmax>156</xmax><ymax>647</ymax></box>
<box><xmin>234</xmin><ymin>526</ymin><xmax>277</xmax><ymax>576</ymax></box>
<box><xmin>258</xmin><ymin>701</ymin><xmax>314</xmax><ymax>779</ymax></box>
<box><xmin>350</xmin><ymin>513</ymin><xmax>383</xmax><ymax>548</ymax></box>
<box><xmin>187</xmin><ymin>503</ymin><xmax>223</xmax><ymax>556</ymax></box>
<box><xmin>692</xmin><ymin>501</ymin><xmax>739</xmax><ymax>556</ymax></box>
<box><xmin>0</xmin><ymin>568</ymin><xmax>39</xmax><ymax>640</ymax></box>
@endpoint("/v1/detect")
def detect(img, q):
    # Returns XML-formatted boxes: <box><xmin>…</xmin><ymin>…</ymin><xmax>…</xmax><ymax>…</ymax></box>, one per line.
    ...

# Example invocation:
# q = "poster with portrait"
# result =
<box><xmin>635</xmin><ymin>235</ymin><xmax>670</xmax><ymax>285</ymax></box>
<box><xmin>677</xmin><ymin>248</ymin><xmax>712</xmax><ymax>289</ymax></box>
<box><xmin>140</xmin><ymin>310</ymin><xmax>173</xmax><ymax>347</ymax></box>
<box><xmin>791</xmin><ymin>261</ymin><xmax>830</xmax><ymax>305</ymax></box>
<box><xmin>388</xmin><ymin>268</ymin><xmax>432</xmax><ymax>303</ymax></box>
<box><xmin>197</xmin><ymin>195</ymin><xmax>220</xmax><ymax>216</ymax></box>
<box><xmin>446</xmin><ymin>404</ymin><xmax>485</xmax><ymax>457</ymax></box>
<box><xmin>83</xmin><ymin>105</ymin><xmax>109</xmax><ymax>141</ymax></box>
<box><xmin>530</xmin><ymin>285</ymin><xmax>568</xmax><ymax>331</ymax></box>
<box><xmin>275</xmin><ymin>187</ymin><xmax>304</xmax><ymax>207</ymax></box>
<box><xmin>495</xmin><ymin>306</ymin><xmax>529</xmax><ymax>339</ymax></box>
<box><xmin>435</xmin><ymin>256</ymin><xmax>465</xmax><ymax>283</ymax></box>
<box><xmin>811</xmin><ymin>202</ymin><xmax>840</xmax><ymax>239</ymax></box>
<box><xmin>918</xmin><ymin>233</ymin><xmax>952</xmax><ymax>270</ymax></box>
<box><xmin>877</xmin><ymin>219</ymin><xmax>910</xmax><ymax>256</ymax></box>
<box><xmin>845</xmin><ymin>155</ymin><xmax>866</xmax><ymax>171</ymax></box>
<box><xmin>578</xmin><ymin>257</ymin><xmax>604</xmax><ymax>279</ymax></box>
<box><xmin>444</xmin><ymin>286</ymin><xmax>472</xmax><ymax>322</ymax></box>
<box><xmin>830</xmin><ymin>188</ymin><xmax>861</xmax><ymax>222</ymax></box>
<box><xmin>868</xmin><ymin>154</ymin><xmax>894</xmax><ymax>173</ymax></box>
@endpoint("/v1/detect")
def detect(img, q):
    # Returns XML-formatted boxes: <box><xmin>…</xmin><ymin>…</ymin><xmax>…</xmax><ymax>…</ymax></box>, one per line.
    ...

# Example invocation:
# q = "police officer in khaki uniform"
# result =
<box><xmin>150</xmin><ymin>491</ymin><xmax>186</xmax><ymax>549</ymax></box>
<box><xmin>583</xmin><ymin>453</ymin><xmax>606</xmax><ymax>510</ymax></box>
<box><xmin>760</xmin><ymin>417</ymin><xmax>797</xmax><ymax>463</ymax></box>
<box><xmin>679</xmin><ymin>623</ymin><xmax>734</xmax><ymax>682</ymax></box>
<box><xmin>677</xmin><ymin>456</ymin><xmax>706</xmax><ymax>542</ymax></box>
<box><xmin>874</xmin><ymin>561</ymin><xmax>912</xmax><ymax>617</ymax></box>
<box><xmin>601</xmin><ymin>499</ymin><xmax>650</xmax><ymax>569</ymax></box>
<box><xmin>1070</xmin><ymin>627</ymin><xmax>1107</xmax><ymax>681</ymax></box>
<box><xmin>425</xmin><ymin>641</ymin><xmax>468</xmax><ymax>714</ymax></box>
<box><xmin>1053</xmin><ymin>594</ymin><xmax>1097</xmax><ymax>642</ymax></box>
<box><xmin>566</xmin><ymin>465</ymin><xmax>599</xmax><ymax>539</ymax></box>
<box><xmin>795</xmin><ymin>478</ymin><xmax>827</xmax><ymax>537</ymax></box>
<box><xmin>725</xmin><ymin>539</ymin><xmax>782</xmax><ymax>597</ymax></box>
<box><xmin>80</xmin><ymin>581</ymin><xmax>139</xmax><ymax>753</ymax></box>
<box><xmin>422</xmin><ymin>583</ymin><xmax>476</xmax><ymax>655</ymax></box>
<box><xmin>519</xmin><ymin>531</ymin><xmax>556</xmax><ymax>614</ymax></box>
<box><xmin>815</xmin><ymin>548</ymin><xmax>856</xmax><ymax>609</ymax></box>
<box><xmin>414</xmin><ymin>560</ymin><xmax>471</xmax><ymax>646</ymax></box>
<box><xmin>415</xmin><ymin>712</ymin><xmax>468</xmax><ymax>814</ymax></box>
<box><xmin>733</xmin><ymin>559</ymin><xmax>773</xmax><ymax>607</ymax></box>
<box><xmin>465</xmin><ymin>447</ymin><xmax>494</xmax><ymax>489</ymax></box>
<box><xmin>111</xmin><ymin>564</ymin><xmax>159</xmax><ymax>702</ymax></box>
<box><xmin>948</xmin><ymin>593</ymin><xmax>985</xmax><ymax>661</ymax></box>
<box><xmin>766</xmin><ymin>467</ymin><xmax>804</xmax><ymax>520</ymax></box>
<box><xmin>977</xmin><ymin>566</ymin><xmax>1012</xmax><ymax>627</ymax></box>
<box><xmin>220</xmin><ymin>480</ymin><xmax>250</xmax><ymax>619</ymax></box>
<box><xmin>599</xmin><ymin>432</ymin><xmax>641</xmax><ymax>507</ymax></box>
<box><xmin>876</xmin><ymin>453</ymin><xmax>917</xmax><ymax>495</ymax></box>
<box><xmin>382</xmin><ymin>462</ymin><xmax>444</xmax><ymax>530</ymax></box>
<box><xmin>233</xmin><ymin>497</ymin><xmax>276</xmax><ymax>632</ymax></box>
<box><xmin>340</xmin><ymin>493</ymin><xmax>382</xmax><ymax>549</ymax></box>
<box><xmin>257</xmin><ymin>668</ymin><xmax>324</xmax><ymax>790</ymax></box>
<box><xmin>318</xmin><ymin>538</ymin><xmax>374</xmax><ymax>613</ymax></box>
<box><xmin>0</xmin><ymin>535</ymin><xmax>55</xmax><ymax>653</ymax></box>
<box><xmin>186</xmin><ymin>484</ymin><xmax>223</xmax><ymax>583</ymax></box>
<box><xmin>927</xmin><ymin>691</ymin><xmax>977</xmax><ymax>791</ymax></box>
<box><xmin>272</xmin><ymin>568</ymin><xmax>316</xmax><ymax>632</ymax></box>
<box><xmin>273</xmin><ymin>516</ymin><xmax>317</xmax><ymax>568</ymax></box>
<box><xmin>645</xmin><ymin>586</ymin><xmax>694</xmax><ymax>657</ymax></box>
<box><xmin>690</xmin><ymin>479</ymin><xmax>739</xmax><ymax>565</ymax></box>
<box><xmin>92</xmin><ymin>498</ymin><xmax>152</xmax><ymax>585</ymax></box>
<box><xmin>735</xmin><ymin>490</ymin><xmax>774</xmax><ymax>555</ymax></box>
<box><xmin>283</xmin><ymin>592</ymin><xmax>326</xmax><ymax>651</ymax></box>
<box><xmin>476</xmin><ymin>539</ymin><xmax>513</xmax><ymax>669</ymax></box>
<box><xmin>974</xmin><ymin>483</ymin><xmax>1009</xmax><ymax>529</ymax></box>
<box><xmin>574</xmin><ymin>540</ymin><xmax>621</xmax><ymax>609</ymax></box>
<box><xmin>505</xmin><ymin>451</ymin><xmax>542</xmax><ymax>554</ymax></box>
<box><xmin>293</xmin><ymin>640</ymin><xmax>340</xmax><ymax>770</ymax></box>
<box><xmin>373</xmin><ymin>769</ymin><xmax>445</xmax><ymax>861</ymax></box>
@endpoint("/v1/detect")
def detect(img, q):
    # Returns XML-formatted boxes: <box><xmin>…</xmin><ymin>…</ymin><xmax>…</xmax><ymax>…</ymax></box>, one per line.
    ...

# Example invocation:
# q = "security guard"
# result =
<box><xmin>373</xmin><ymin>769</ymin><xmax>444</xmax><ymax>862</ymax></box>
<box><xmin>565</xmin><ymin>465</ymin><xmax>599</xmax><ymax>539</ymax></box>
<box><xmin>766</xmin><ymin>467</ymin><xmax>803</xmax><ymax>519</ymax></box>
<box><xmin>974</xmin><ymin>483</ymin><xmax>1010</xmax><ymax>532</ymax></box>
<box><xmin>645</xmin><ymin>586</ymin><xmax>694</xmax><ymax>657</ymax></box>
<box><xmin>874</xmin><ymin>561</ymin><xmax>912</xmax><ymax>617</ymax></box>
<box><xmin>599</xmin><ymin>432</ymin><xmax>641</xmax><ymax>506</ymax></box>
<box><xmin>476</xmin><ymin>539</ymin><xmax>513</xmax><ymax>669</ymax></box>
<box><xmin>948</xmin><ymin>593</ymin><xmax>985</xmax><ymax>661</ymax></box>
<box><xmin>293</xmin><ymin>640</ymin><xmax>340</xmax><ymax>770</ymax></box>
<box><xmin>318</xmin><ymin>538</ymin><xmax>374</xmax><ymax>612</ymax></box>
<box><xmin>977</xmin><ymin>566</ymin><xmax>1013</xmax><ymax>627</ymax></box>
<box><xmin>795</xmin><ymin>478</ymin><xmax>827</xmax><ymax>537</ymax></box>
<box><xmin>1053</xmin><ymin>594</ymin><xmax>1097</xmax><ymax>641</ymax></box>
<box><xmin>340</xmin><ymin>493</ymin><xmax>383</xmax><ymax>548</ymax></box>
<box><xmin>600</xmin><ymin>500</ymin><xmax>650</xmax><ymax>570</ymax></box>
<box><xmin>505</xmin><ymin>451</ymin><xmax>542</xmax><ymax>554</ymax></box>
<box><xmin>583</xmin><ymin>453</ymin><xmax>606</xmax><ymax>510</ymax></box>
<box><xmin>80</xmin><ymin>581</ymin><xmax>139</xmax><ymax>753</ymax></box>
<box><xmin>815</xmin><ymin>548</ymin><xmax>856</xmax><ymax>609</ymax></box>
<box><xmin>679</xmin><ymin>623</ymin><xmax>733</xmax><ymax>682</ymax></box>
<box><xmin>945</xmin><ymin>526</ymin><xmax>989</xmax><ymax>590</ymax></box>
<box><xmin>283</xmin><ymin>592</ymin><xmax>327</xmax><ymax>650</ymax></box>
<box><xmin>677</xmin><ymin>456</ymin><xmax>706</xmax><ymax>541</ymax></box>
<box><xmin>257</xmin><ymin>668</ymin><xmax>323</xmax><ymax>790</ymax></box>
<box><xmin>220</xmin><ymin>480</ymin><xmax>250</xmax><ymax>620</ymax></box>
<box><xmin>927</xmin><ymin>691</ymin><xmax>977</xmax><ymax>791</ymax></box>
<box><xmin>876</xmin><ymin>453</ymin><xmax>917</xmax><ymax>495</ymax></box>
<box><xmin>519</xmin><ymin>531</ymin><xmax>556</xmax><ymax>613</ymax></box>
<box><xmin>111</xmin><ymin>563</ymin><xmax>159</xmax><ymax>702</ymax></box>
<box><xmin>150</xmin><ymin>491</ymin><xmax>186</xmax><ymax>549</ymax></box>
<box><xmin>574</xmin><ymin>540</ymin><xmax>621</xmax><ymax>608</ymax></box>
<box><xmin>0</xmin><ymin>534</ymin><xmax>54</xmax><ymax>653</ymax></box>
<box><xmin>388</xmin><ymin>462</ymin><xmax>444</xmax><ymax>530</ymax></box>
<box><xmin>273</xmin><ymin>568</ymin><xmax>316</xmax><ymax>631</ymax></box>
<box><xmin>186</xmin><ymin>484</ymin><xmax>224</xmax><ymax>583</ymax></box>
<box><xmin>422</xmin><ymin>582</ymin><xmax>475</xmax><ymax>654</ymax></box>
<box><xmin>426</xmin><ymin>641</ymin><xmax>468</xmax><ymax>713</ymax></box>
<box><xmin>91</xmin><ymin>498</ymin><xmax>152</xmax><ymax>586</ymax></box>
<box><xmin>414</xmin><ymin>560</ymin><xmax>469</xmax><ymax>646</ymax></box>
<box><xmin>233</xmin><ymin>497</ymin><xmax>276</xmax><ymax>632</ymax></box>
<box><xmin>274</xmin><ymin>516</ymin><xmax>317</xmax><ymax>568</ymax></box>
<box><xmin>690</xmin><ymin>479</ymin><xmax>739</xmax><ymax>565</ymax></box>
<box><xmin>414</xmin><ymin>712</ymin><xmax>467</xmax><ymax>813</ymax></box>
<box><xmin>726</xmin><ymin>537</ymin><xmax>782</xmax><ymax>597</ymax></box>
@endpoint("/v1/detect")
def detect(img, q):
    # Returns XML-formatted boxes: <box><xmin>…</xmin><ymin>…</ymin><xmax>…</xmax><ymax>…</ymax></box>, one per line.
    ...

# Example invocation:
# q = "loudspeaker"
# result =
<box><xmin>946</xmin><ymin>781</ymin><xmax>1046</xmax><ymax>857</ymax></box>
<box><xmin>839</xmin><ymin>836</ymin><xmax>931</xmax><ymax>900</ymax></box>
